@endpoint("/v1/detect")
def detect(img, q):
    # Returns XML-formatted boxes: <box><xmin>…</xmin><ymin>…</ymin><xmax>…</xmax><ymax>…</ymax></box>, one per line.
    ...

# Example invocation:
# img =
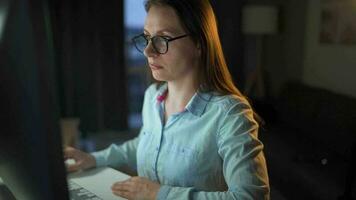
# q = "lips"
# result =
<box><xmin>149</xmin><ymin>63</ymin><xmax>163</xmax><ymax>70</ymax></box>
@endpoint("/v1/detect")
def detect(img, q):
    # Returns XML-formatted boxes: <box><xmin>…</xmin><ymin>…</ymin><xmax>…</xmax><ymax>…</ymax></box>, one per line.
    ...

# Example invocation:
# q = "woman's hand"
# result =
<box><xmin>111</xmin><ymin>177</ymin><xmax>160</xmax><ymax>200</ymax></box>
<box><xmin>63</xmin><ymin>146</ymin><xmax>96</xmax><ymax>172</ymax></box>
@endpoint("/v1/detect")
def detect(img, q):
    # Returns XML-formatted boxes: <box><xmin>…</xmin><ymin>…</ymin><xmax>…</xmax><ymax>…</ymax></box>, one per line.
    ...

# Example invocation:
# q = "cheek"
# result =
<box><xmin>159</xmin><ymin>42</ymin><xmax>201</xmax><ymax>76</ymax></box>
<box><xmin>182</xmin><ymin>49</ymin><xmax>200</xmax><ymax>71</ymax></box>
<box><xmin>171</xmin><ymin>46</ymin><xmax>200</xmax><ymax>65</ymax></box>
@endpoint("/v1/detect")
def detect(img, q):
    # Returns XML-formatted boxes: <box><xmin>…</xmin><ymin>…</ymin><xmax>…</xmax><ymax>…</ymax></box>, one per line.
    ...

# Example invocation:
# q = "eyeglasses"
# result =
<box><xmin>132</xmin><ymin>33</ymin><xmax>189</xmax><ymax>54</ymax></box>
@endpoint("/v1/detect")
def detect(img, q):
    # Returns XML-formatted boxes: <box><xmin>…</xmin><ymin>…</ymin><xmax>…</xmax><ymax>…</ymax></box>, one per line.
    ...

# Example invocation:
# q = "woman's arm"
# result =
<box><xmin>90</xmin><ymin>84</ymin><xmax>156</xmax><ymax>172</ymax></box>
<box><xmin>91</xmin><ymin>132</ymin><xmax>141</xmax><ymax>172</ymax></box>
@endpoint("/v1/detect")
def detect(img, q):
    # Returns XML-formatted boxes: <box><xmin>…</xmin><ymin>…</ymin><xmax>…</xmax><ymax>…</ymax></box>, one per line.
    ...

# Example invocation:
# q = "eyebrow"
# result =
<box><xmin>143</xmin><ymin>28</ymin><xmax>181</xmax><ymax>35</ymax></box>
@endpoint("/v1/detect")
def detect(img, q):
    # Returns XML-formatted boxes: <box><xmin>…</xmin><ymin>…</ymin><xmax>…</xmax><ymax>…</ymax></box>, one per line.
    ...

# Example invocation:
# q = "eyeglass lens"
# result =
<box><xmin>152</xmin><ymin>37</ymin><xmax>167</xmax><ymax>53</ymax></box>
<box><xmin>134</xmin><ymin>35</ymin><xmax>148</xmax><ymax>53</ymax></box>
<box><xmin>134</xmin><ymin>35</ymin><xmax>168</xmax><ymax>54</ymax></box>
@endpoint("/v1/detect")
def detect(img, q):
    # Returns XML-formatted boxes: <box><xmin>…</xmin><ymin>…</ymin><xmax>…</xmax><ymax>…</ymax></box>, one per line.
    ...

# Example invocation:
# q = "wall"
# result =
<box><xmin>250</xmin><ymin>0</ymin><xmax>356</xmax><ymax>99</ymax></box>
<box><xmin>303</xmin><ymin>0</ymin><xmax>356</xmax><ymax>98</ymax></box>
<box><xmin>245</xmin><ymin>0</ymin><xmax>308</xmax><ymax>98</ymax></box>
<box><xmin>265</xmin><ymin>0</ymin><xmax>308</xmax><ymax>97</ymax></box>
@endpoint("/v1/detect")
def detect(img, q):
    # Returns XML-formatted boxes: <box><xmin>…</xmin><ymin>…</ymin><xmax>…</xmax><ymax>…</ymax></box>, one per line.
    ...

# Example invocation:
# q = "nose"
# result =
<box><xmin>143</xmin><ymin>41</ymin><xmax>158</xmax><ymax>58</ymax></box>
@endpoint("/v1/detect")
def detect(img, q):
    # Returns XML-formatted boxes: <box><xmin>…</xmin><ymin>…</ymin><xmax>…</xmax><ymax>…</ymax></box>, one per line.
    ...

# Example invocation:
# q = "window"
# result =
<box><xmin>124</xmin><ymin>0</ymin><xmax>150</xmax><ymax>129</ymax></box>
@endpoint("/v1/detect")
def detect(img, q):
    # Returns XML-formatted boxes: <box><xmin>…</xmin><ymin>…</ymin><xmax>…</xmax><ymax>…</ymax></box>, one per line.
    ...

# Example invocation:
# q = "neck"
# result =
<box><xmin>165</xmin><ymin>77</ymin><xmax>199</xmax><ymax>111</ymax></box>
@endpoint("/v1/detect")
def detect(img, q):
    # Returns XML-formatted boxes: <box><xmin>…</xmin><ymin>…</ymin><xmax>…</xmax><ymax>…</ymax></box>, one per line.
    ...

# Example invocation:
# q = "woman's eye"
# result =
<box><xmin>160</xmin><ymin>35</ymin><xmax>172</xmax><ymax>40</ymax></box>
<box><xmin>143</xmin><ymin>34</ymin><xmax>150</xmax><ymax>39</ymax></box>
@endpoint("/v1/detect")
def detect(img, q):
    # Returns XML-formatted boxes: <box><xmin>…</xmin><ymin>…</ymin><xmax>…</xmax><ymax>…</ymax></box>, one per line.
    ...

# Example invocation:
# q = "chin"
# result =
<box><xmin>152</xmin><ymin>72</ymin><xmax>169</xmax><ymax>82</ymax></box>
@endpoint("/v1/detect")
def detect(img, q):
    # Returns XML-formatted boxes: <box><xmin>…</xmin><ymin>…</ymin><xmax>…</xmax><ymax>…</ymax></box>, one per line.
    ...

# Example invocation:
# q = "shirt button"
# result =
<box><xmin>156</xmin><ymin>147</ymin><xmax>159</xmax><ymax>151</ymax></box>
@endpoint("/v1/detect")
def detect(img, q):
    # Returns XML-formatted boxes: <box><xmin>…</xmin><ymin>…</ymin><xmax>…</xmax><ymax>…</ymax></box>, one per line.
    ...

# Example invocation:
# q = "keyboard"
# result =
<box><xmin>68</xmin><ymin>180</ymin><xmax>103</xmax><ymax>200</ymax></box>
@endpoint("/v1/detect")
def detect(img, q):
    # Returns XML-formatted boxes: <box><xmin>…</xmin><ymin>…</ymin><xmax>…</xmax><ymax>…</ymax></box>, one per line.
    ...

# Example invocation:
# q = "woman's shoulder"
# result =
<box><xmin>208</xmin><ymin>93</ymin><xmax>252</xmax><ymax>113</ymax></box>
<box><xmin>208</xmin><ymin>94</ymin><xmax>258</xmax><ymax>132</ymax></box>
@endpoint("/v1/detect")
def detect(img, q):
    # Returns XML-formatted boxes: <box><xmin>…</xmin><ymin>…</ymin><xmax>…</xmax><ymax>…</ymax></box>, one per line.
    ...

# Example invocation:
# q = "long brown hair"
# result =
<box><xmin>144</xmin><ymin>0</ymin><xmax>263</xmax><ymax>123</ymax></box>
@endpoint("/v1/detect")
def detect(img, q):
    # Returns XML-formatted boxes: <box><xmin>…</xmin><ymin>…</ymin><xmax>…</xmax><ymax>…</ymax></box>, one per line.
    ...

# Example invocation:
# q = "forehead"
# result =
<box><xmin>144</xmin><ymin>5</ymin><xmax>185</xmax><ymax>34</ymax></box>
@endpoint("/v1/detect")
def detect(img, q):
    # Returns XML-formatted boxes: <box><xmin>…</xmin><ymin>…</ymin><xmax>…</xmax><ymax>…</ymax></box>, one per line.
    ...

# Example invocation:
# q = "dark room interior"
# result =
<box><xmin>1</xmin><ymin>0</ymin><xmax>355</xmax><ymax>199</ymax></box>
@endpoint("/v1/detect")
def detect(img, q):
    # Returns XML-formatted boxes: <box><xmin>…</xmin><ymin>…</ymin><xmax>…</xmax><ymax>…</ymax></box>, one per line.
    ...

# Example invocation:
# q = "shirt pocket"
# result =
<box><xmin>162</xmin><ymin>143</ymin><xmax>199</xmax><ymax>186</ymax></box>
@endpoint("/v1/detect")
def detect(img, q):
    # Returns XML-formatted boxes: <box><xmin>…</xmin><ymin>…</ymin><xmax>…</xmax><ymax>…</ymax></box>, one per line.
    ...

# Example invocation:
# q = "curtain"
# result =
<box><xmin>50</xmin><ymin>0</ymin><xmax>128</xmax><ymax>133</ymax></box>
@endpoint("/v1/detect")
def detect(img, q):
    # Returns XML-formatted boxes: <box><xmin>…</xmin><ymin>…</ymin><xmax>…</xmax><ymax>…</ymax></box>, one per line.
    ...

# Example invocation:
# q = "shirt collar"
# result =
<box><xmin>185</xmin><ymin>92</ymin><xmax>212</xmax><ymax>117</ymax></box>
<box><xmin>152</xmin><ymin>83</ymin><xmax>212</xmax><ymax>117</ymax></box>
<box><xmin>152</xmin><ymin>83</ymin><xmax>168</xmax><ymax>103</ymax></box>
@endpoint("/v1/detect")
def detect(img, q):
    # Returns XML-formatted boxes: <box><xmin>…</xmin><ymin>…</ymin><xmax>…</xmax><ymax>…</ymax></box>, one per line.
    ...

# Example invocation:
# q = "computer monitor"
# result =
<box><xmin>0</xmin><ymin>0</ymin><xmax>69</xmax><ymax>199</ymax></box>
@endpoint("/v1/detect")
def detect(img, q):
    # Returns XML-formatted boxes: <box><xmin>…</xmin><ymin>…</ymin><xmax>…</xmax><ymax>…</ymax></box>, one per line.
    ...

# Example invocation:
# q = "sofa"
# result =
<box><xmin>257</xmin><ymin>81</ymin><xmax>356</xmax><ymax>200</ymax></box>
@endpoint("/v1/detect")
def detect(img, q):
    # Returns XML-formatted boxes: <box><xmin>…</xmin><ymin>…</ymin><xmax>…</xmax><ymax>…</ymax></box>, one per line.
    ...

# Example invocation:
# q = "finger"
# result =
<box><xmin>63</xmin><ymin>147</ymin><xmax>76</xmax><ymax>158</ymax></box>
<box><xmin>111</xmin><ymin>182</ymin><xmax>132</xmax><ymax>192</ymax></box>
<box><xmin>112</xmin><ymin>181</ymin><xmax>123</xmax><ymax>187</ymax></box>
<box><xmin>112</xmin><ymin>178</ymin><xmax>133</xmax><ymax>186</ymax></box>
<box><xmin>112</xmin><ymin>190</ymin><xmax>132</xmax><ymax>199</ymax></box>
<box><xmin>63</xmin><ymin>146</ymin><xmax>71</xmax><ymax>152</ymax></box>
<box><xmin>63</xmin><ymin>146</ymin><xmax>75</xmax><ymax>153</ymax></box>
<box><xmin>66</xmin><ymin>162</ymin><xmax>81</xmax><ymax>173</ymax></box>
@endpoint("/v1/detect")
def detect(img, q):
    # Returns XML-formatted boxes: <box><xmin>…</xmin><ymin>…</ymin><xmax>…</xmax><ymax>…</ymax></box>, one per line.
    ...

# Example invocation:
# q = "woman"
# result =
<box><xmin>64</xmin><ymin>0</ymin><xmax>270</xmax><ymax>199</ymax></box>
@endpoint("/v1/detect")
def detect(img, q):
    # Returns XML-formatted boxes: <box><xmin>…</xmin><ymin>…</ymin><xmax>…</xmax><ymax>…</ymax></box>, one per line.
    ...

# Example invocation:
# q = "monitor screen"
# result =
<box><xmin>0</xmin><ymin>0</ymin><xmax>9</xmax><ymax>41</ymax></box>
<box><xmin>0</xmin><ymin>0</ymin><xmax>69</xmax><ymax>199</ymax></box>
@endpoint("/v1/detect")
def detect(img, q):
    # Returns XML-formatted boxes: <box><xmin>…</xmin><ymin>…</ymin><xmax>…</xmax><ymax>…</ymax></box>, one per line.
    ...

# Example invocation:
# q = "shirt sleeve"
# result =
<box><xmin>90</xmin><ymin>84</ymin><xmax>157</xmax><ymax>170</ymax></box>
<box><xmin>91</xmin><ymin>131</ymin><xmax>141</xmax><ymax>170</ymax></box>
<box><xmin>157</xmin><ymin>102</ymin><xmax>270</xmax><ymax>200</ymax></box>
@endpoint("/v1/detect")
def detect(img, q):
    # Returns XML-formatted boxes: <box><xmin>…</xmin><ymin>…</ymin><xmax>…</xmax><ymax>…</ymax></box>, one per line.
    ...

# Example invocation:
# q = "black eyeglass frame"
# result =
<box><xmin>132</xmin><ymin>33</ymin><xmax>189</xmax><ymax>54</ymax></box>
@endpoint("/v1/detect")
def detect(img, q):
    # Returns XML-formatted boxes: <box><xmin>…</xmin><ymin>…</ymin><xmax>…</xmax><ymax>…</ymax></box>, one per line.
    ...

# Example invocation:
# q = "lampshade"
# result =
<box><xmin>242</xmin><ymin>5</ymin><xmax>279</xmax><ymax>35</ymax></box>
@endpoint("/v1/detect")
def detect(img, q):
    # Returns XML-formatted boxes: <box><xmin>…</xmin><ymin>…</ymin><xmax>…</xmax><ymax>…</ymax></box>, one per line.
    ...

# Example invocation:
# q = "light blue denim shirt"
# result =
<box><xmin>92</xmin><ymin>83</ymin><xmax>270</xmax><ymax>200</ymax></box>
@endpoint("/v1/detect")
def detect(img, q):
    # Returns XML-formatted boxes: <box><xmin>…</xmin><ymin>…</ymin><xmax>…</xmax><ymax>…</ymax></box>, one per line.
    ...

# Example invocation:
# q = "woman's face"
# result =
<box><xmin>143</xmin><ymin>5</ymin><xmax>201</xmax><ymax>83</ymax></box>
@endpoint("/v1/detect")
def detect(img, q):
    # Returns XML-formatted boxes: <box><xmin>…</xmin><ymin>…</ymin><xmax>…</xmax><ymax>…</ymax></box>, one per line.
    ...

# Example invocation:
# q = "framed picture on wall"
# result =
<box><xmin>319</xmin><ymin>0</ymin><xmax>356</xmax><ymax>44</ymax></box>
